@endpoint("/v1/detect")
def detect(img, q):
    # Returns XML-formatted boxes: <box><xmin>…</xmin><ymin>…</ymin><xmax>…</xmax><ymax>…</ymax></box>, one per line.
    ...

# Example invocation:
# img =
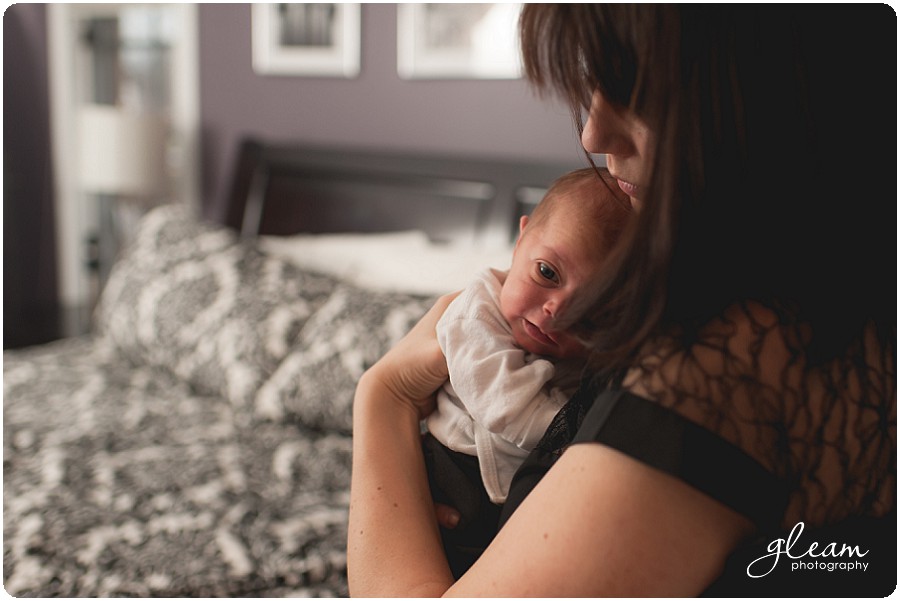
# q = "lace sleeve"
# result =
<box><xmin>620</xmin><ymin>301</ymin><xmax>896</xmax><ymax>528</ymax></box>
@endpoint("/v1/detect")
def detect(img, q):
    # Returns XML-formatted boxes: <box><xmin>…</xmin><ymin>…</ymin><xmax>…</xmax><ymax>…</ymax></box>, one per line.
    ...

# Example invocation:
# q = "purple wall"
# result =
<box><xmin>198</xmin><ymin>4</ymin><xmax>584</xmax><ymax>219</ymax></box>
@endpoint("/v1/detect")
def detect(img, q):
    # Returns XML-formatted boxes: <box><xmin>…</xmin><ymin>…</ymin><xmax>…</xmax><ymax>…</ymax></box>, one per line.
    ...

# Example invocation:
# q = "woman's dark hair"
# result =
<box><xmin>520</xmin><ymin>4</ymin><xmax>896</xmax><ymax>373</ymax></box>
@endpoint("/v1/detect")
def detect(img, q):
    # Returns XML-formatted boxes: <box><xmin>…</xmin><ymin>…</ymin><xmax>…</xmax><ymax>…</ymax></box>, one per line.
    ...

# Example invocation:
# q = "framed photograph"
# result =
<box><xmin>397</xmin><ymin>3</ymin><xmax>522</xmax><ymax>80</ymax></box>
<box><xmin>252</xmin><ymin>3</ymin><xmax>360</xmax><ymax>77</ymax></box>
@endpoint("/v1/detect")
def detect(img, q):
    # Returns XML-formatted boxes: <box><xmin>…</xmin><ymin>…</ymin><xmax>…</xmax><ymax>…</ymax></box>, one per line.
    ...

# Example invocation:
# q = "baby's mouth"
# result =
<box><xmin>522</xmin><ymin>319</ymin><xmax>557</xmax><ymax>347</ymax></box>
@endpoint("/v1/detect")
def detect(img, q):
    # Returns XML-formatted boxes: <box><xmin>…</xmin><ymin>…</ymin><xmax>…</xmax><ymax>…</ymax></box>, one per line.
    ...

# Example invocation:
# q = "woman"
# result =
<box><xmin>348</xmin><ymin>5</ymin><xmax>895</xmax><ymax>596</ymax></box>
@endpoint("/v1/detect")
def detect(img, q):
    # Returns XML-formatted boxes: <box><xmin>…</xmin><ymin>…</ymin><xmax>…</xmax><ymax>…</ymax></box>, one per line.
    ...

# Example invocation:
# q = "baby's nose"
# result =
<box><xmin>542</xmin><ymin>294</ymin><xmax>567</xmax><ymax>319</ymax></box>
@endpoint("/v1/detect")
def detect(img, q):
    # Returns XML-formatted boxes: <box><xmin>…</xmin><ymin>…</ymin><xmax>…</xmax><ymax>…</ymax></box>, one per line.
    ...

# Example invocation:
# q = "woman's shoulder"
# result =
<box><xmin>620</xmin><ymin>300</ymin><xmax>895</xmax><ymax>526</ymax></box>
<box><xmin>622</xmin><ymin>301</ymin><xmax>791</xmax><ymax>427</ymax></box>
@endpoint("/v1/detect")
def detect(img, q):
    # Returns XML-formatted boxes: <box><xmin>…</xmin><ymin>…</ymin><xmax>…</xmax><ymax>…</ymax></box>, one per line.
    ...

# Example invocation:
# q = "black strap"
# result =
<box><xmin>571</xmin><ymin>389</ymin><xmax>788</xmax><ymax>530</ymax></box>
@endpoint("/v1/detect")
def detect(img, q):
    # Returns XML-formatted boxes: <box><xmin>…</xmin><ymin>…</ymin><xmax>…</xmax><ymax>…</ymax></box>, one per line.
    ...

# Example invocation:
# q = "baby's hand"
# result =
<box><xmin>434</xmin><ymin>503</ymin><xmax>461</xmax><ymax>529</ymax></box>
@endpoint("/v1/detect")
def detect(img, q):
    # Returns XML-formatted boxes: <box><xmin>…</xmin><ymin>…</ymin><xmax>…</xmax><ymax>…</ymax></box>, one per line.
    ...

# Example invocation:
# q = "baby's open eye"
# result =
<box><xmin>538</xmin><ymin>262</ymin><xmax>559</xmax><ymax>283</ymax></box>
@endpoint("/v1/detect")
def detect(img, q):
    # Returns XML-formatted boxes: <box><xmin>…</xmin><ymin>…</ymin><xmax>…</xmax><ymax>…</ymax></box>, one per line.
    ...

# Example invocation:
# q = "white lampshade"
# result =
<box><xmin>78</xmin><ymin>104</ymin><xmax>169</xmax><ymax>197</ymax></box>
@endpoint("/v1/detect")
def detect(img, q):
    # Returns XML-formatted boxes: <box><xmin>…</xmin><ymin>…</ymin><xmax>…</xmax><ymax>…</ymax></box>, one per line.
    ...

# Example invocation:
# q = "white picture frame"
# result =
<box><xmin>252</xmin><ymin>3</ymin><xmax>360</xmax><ymax>77</ymax></box>
<box><xmin>397</xmin><ymin>3</ymin><xmax>522</xmax><ymax>80</ymax></box>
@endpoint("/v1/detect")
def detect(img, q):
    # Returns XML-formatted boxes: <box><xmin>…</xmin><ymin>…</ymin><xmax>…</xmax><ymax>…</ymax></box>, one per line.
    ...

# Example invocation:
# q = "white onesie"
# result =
<box><xmin>425</xmin><ymin>268</ymin><xmax>579</xmax><ymax>504</ymax></box>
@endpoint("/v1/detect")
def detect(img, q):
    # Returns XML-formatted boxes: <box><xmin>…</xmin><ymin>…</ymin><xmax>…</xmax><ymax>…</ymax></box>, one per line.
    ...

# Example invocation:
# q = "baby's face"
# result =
<box><xmin>499</xmin><ymin>211</ymin><xmax>606</xmax><ymax>360</ymax></box>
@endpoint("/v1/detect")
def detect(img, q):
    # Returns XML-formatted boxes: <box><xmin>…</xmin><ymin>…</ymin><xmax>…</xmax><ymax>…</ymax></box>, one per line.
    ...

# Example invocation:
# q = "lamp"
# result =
<box><xmin>77</xmin><ymin>104</ymin><xmax>169</xmax><ymax>296</ymax></box>
<box><xmin>78</xmin><ymin>104</ymin><xmax>169</xmax><ymax>198</ymax></box>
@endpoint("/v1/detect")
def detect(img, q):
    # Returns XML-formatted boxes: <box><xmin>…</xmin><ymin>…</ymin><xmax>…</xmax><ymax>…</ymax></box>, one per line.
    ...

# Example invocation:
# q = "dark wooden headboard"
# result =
<box><xmin>224</xmin><ymin>138</ymin><xmax>578</xmax><ymax>246</ymax></box>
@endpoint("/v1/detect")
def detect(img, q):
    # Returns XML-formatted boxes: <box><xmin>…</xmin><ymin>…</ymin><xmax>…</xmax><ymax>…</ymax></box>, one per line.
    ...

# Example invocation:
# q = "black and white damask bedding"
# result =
<box><xmin>3</xmin><ymin>205</ymin><xmax>438</xmax><ymax>597</ymax></box>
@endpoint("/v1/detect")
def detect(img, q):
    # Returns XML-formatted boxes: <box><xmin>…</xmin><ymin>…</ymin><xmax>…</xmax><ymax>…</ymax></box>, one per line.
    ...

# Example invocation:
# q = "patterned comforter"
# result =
<box><xmin>3</xmin><ymin>206</ymin><xmax>435</xmax><ymax>596</ymax></box>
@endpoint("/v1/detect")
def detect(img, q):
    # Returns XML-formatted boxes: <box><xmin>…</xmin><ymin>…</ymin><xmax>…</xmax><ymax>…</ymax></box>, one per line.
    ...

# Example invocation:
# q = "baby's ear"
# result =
<box><xmin>513</xmin><ymin>215</ymin><xmax>529</xmax><ymax>251</ymax></box>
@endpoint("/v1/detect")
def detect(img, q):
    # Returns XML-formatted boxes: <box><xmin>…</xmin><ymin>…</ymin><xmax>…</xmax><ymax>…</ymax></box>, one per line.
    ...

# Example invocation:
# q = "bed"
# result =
<box><xmin>2</xmin><ymin>138</ymin><xmax>575</xmax><ymax>596</ymax></box>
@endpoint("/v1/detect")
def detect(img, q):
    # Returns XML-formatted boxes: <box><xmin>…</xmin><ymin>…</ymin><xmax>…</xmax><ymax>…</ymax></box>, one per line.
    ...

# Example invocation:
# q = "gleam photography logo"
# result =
<box><xmin>746</xmin><ymin>522</ymin><xmax>870</xmax><ymax>578</ymax></box>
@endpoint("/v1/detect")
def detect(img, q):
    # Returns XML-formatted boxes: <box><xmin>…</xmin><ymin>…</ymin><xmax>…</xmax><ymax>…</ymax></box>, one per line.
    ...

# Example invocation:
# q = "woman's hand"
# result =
<box><xmin>359</xmin><ymin>291</ymin><xmax>459</xmax><ymax>420</ymax></box>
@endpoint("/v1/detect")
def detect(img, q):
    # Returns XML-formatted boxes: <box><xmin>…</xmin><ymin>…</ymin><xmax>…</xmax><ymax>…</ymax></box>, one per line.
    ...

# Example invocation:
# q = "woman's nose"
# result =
<box><xmin>582</xmin><ymin>90</ymin><xmax>634</xmax><ymax>157</ymax></box>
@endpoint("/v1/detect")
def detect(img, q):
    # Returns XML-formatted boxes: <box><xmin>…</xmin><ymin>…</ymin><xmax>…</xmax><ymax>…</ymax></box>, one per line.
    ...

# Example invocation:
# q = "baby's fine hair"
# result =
<box><xmin>526</xmin><ymin>166</ymin><xmax>632</xmax><ymax>257</ymax></box>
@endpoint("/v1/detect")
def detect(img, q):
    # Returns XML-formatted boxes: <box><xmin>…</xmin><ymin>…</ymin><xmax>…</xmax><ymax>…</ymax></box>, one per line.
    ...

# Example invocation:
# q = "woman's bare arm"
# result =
<box><xmin>448</xmin><ymin>443</ymin><xmax>754</xmax><ymax>597</ymax></box>
<box><xmin>347</xmin><ymin>294</ymin><xmax>457</xmax><ymax>596</ymax></box>
<box><xmin>347</xmin><ymin>372</ymin><xmax>454</xmax><ymax>596</ymax></box>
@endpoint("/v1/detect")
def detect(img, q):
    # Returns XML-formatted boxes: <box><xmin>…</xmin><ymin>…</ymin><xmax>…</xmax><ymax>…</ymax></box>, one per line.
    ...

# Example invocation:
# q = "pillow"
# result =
<box><xmin>254</xmin><ymin>283</ymin><xmax>437</xmax><ymax>432</ymax></box>
<box><xmin>259</xmin><ymin>231</ymin><xmax>513</xmax><ymax>296</ymax></box>
<box><xmin>95</xmin><ymin>204</ymin><xmax>338</xmax><ymax>409</ymax></box>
